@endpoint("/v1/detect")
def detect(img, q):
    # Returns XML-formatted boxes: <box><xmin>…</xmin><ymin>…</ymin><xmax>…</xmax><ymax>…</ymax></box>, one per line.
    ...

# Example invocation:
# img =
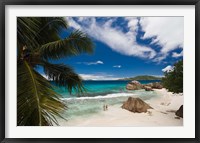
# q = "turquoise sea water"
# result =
<box><xmin>53</xmin><ymin>80</ymin><xmax>161</xmax><ymax>120</ymax></box>
<box><xmin>54</xmin><ymin>80</ymin><xmax>161</xmax><ymax>98</ymax></box>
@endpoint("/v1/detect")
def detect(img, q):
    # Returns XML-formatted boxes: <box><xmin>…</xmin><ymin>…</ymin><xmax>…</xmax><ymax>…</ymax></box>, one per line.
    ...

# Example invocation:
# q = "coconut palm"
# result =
<box><xmin>17</xmin><ymin>17</ymin><xmax>94</xmax><ymax>126</ymax></box>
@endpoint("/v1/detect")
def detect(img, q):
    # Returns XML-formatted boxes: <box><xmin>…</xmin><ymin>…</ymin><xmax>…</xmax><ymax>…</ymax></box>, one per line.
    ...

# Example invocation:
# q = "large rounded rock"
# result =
<box><xmin>146</xmin><ymin>82</ymin><xmax>163</xmax><ymax>89</ymax></box>
<box><xmin>126</xmin><ymin>80</ymin><xmax>143</xmax><ymax>90</ymax></box>
<box><xmin>175</xmin><ymin>105</ymin><xmax>183</xmax><ymax>118</ymax></box>
<box><xmin>152</xmin><ymin>82</ymin><xmax>163</xmax><ymax>89</ymax></box>
<box><xmin>144</xmin><ymin>86</ymin><xmax>153</xmax><ymax>91</ymax></box>
<box><xmin>122</xmin><ymin>97</ymin><xmax>153</xmax><ymax>113</ymax></box>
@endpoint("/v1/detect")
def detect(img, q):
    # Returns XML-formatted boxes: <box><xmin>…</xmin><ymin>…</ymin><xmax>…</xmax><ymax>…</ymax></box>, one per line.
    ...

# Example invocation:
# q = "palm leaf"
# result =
<box><xmin>39</xmin><ymin>30</ymin><xmax>94</xmax><ymax>60</ymax></box>
<box><xmin>17</xmin><ymin>17</ymin><xmax>41</xmax><ymax>54</ymax></box>
<box><xmin>34</xmin><ymin>17</ymin><xmax>68</xmax><ymax>45</ymax></box>
<box><xmin>42</xmin><ymin>61</ymin><xmax>85</xmax><ymax>94</ymax></box>
<box><xmin>17</xmin><ymin>17</ymin><xmax>68</xmax><ymax>55</ymax></box>
<box><xmin>17</xmin><ymin>60</ymin><xmax>67</xmax><ymax>126</ymax></box>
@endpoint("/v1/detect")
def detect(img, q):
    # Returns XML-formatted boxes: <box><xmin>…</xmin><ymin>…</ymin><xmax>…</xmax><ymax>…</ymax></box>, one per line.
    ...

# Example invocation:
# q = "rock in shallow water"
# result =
<box><xmin>126</xmin><ymin>80</ymin><xmax>163</xmax><ymax>90</ymax></box>
<box><xmin>126</xmin><ymin>80</ymin><xmax>143</xmax><ymax>90</ymax></box>
<box><xmin>146</xmin><ymin>82</ymin><xmax>163</xmax><ymax>89</ymax></box>
<box><xmin>144</xmin><ymin>86</ymin><xmax>153</xmax><ymax>91</ymax></box>
<box><xmin>122</xmin><ymin>97</ymin><xmax>153</xmax><ymax>113</ymax></box>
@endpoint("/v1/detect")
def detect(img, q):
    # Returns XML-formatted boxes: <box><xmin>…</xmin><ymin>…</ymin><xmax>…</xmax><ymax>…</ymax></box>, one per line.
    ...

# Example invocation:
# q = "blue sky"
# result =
<box><xmin>39</xmin><ymin>17</ymin><xmax>183</xmax><ymax>80</ymax></box>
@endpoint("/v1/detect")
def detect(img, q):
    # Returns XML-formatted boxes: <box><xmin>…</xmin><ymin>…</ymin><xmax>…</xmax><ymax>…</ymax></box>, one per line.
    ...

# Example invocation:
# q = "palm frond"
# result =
<box><xmin>17</xmin><ymin>17</ymin><xmax>68</xmax><ymax>53</ymax></box>
<box><xmin>17</xmin><ymin>60</ymin><xmax>67</xmax><ymax>126</ymax></box>
<box><xmin>17</xmin><ymin>17</ymin><xmax>41</xmax><ymax>52</ymax></box>
<box><xmin>34</xmin><ymin>17</ymin><xmax>68</xmax><ymax>45</ymax></box>
<box><xmin>37</xmin><ymin>17</ymin><xmax>68</xmax><ymax>34</ymax></box>
<box><xmin>42</xmin><ymin>61</ymin><xmax>85</xmax><ymax>94</ymax></box>
<box><xmin>39</xmin><ymin>30</ymin><xmax>94</xmax><ymax>60</ymax></box>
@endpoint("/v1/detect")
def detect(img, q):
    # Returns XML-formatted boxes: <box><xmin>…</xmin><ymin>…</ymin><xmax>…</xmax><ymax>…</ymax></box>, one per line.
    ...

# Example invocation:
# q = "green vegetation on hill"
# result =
<box><xmin>162</xmin><ymin>60</ymin><xmax>183</xmax><ymax>93</ymax></box>
<box><xmin>119</xmin><ymin>75</ymin><xmax>162</xmax><ymax>81</ymax></box>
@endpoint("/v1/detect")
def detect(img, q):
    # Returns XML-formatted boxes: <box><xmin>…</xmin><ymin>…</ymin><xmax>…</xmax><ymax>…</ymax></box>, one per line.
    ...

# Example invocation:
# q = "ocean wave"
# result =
<box><xmin>61</xmin><ymin>92</ymin><xmax>135</xmax><ymax>101</ymax></box>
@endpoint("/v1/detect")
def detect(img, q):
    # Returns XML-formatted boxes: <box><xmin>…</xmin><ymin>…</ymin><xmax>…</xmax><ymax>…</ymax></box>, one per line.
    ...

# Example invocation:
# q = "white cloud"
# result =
<box><xmin>113</xmin><ymin>65</ymin><xmax>122</xmax><ymax>68</ymax></box>
<box><xmin>139</xmin><ymin>17</ymin><xmax>183</xmax><ymax>61</ymax></box>
<box><xmin>66</xmin><ymin>17</ymin><xmax>156</xmax><ymax>60</ymax></box>
<box><xmin>66</xmin><ymin>17</ymin><xmax>183</xmax><ymax>62</ymax></box>
<box><xmin>86</xmin><ymin>60</ymin><xmax>104</xmax><ymax>65</ymax></box>
<box><xmin>79</xmin><ymin>73</ymin><xmax>119</xmax><ymax>80</ymax></box>
<box><xmin>162</xmin><ymin>65</ymin><xmax>174</xmax><ymax>72</ymax></box>
<box><xmin>77</xmin><ymin>60</ymin><xmax>104</xmax><ymax>65</ymax></box>
<box><xmin>41</xmin><ymin>74</ymin><xmax>53</xmax><ymax>81</ymax></box>
<box><xmin>66</xmin><ymin>17</ymin><xmax>82</xmax><ymax>30</ymax></box>
<box><xmin>41</xmin><ymin>74</ymin><xmax>48</xmax><ymax>79</ymax></box>
<box><xmin>172</xmin><ymin>51</ymin><xmax>183</xmax><ymax>58</ymax></box>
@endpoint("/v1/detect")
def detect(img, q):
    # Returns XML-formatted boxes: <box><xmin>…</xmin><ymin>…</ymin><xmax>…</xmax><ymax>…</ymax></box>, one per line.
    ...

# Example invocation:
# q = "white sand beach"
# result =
<box><xmin>58</xmin><ymin>88</ymin><xmax>183</xmax><ymax>126</ymax></box>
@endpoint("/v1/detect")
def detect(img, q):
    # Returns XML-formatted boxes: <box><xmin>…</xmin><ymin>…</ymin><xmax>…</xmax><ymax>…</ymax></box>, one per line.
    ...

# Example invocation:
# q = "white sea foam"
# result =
<box><xmin>61</xmin><ymin>92</ymin><xmax>136</xmax><ymax>101</ymax></box>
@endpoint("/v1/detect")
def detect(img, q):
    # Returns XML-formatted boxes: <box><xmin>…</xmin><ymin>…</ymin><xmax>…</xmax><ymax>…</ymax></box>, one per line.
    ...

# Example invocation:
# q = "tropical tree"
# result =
<box><xmin>17</xmin><ymin>17</ymin><xmax>94</xmax><ymax>126</ymax></box>
<box><xmin>162</xmin><ymin>60</ymin><xmax>183</xmax><ymax>93</ymax></box>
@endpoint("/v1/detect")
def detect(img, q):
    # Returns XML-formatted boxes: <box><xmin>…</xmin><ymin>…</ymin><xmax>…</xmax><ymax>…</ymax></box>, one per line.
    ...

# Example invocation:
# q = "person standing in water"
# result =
<box><xmin>105</xmin><ymin>104</ymin><xmax>108</xmax><ymax>110</ymax></box>
<box><xmin>103</xmin><ymin>104</ymin><xmax>108</xmax><ymax>111</ymax></box>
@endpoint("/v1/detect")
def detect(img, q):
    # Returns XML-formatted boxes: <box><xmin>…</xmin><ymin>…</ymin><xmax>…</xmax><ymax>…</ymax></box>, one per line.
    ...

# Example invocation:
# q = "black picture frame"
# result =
<box><xmin>0</xmin><ymin>0</ymin><xmax>200</xmax><ymax>143</ymax></box>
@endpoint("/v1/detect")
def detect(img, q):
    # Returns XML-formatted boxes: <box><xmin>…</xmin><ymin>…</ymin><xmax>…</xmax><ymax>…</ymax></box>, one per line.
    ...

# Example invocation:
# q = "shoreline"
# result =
<box><xmin>58</xmin><ymin>88</ymin><xmax>183</xmax><ymax>126</ymax></box>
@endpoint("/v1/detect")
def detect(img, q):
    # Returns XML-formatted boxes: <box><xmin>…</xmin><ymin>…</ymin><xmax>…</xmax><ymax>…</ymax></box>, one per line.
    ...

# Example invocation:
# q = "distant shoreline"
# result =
<box><xmin>82</xmin><ymin>79</ymin><xmax>161</xmax><ymax>81</ymax></box>
<box><xmin>79</xmin><ymin>75</ymin><xmax>163</xmax><ymax>81</ymax></box>
<box><xmin>118</xmin><ymin>75</ymin><xmax>163</xmax><ymax>81</ymax></box>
